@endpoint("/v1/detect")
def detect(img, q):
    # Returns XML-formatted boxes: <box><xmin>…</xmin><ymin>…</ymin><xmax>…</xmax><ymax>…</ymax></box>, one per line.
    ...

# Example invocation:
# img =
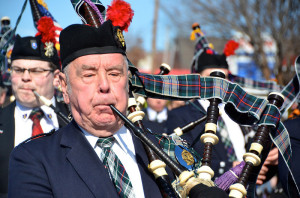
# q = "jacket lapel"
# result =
<box><xmin>60</xmin><ymin>121</ymin><xmax>119</xmax><ymax>198</ymax></box>
<box><xmin>55</xmin><ymin>101</ymin><xmax>70</xmax><ymax>128</ymax></box>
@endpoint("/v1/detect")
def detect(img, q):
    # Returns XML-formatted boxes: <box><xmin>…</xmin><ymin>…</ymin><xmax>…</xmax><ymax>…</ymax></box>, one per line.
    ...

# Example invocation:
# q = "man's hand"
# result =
<box><xmin>256</xmin><ymin>148</ymin><xmax>279</xmax><ymax>185</ymax></box>
<box><xmin>264</xmin><ymin>147</ymin><xmax>279</xmax><ymax>166</ymax></box>
<box><xmin>232</xmin><ymin>161</ymin><xmax>241</xmax><ymax>168</ymax></box>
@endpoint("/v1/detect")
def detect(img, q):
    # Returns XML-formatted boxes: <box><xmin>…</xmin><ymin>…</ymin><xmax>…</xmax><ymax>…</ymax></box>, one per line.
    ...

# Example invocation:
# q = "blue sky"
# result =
<box><xmin>0</xmin><ymin>0</ymin><xmax>173</xmax><ymax>52</ymax></box>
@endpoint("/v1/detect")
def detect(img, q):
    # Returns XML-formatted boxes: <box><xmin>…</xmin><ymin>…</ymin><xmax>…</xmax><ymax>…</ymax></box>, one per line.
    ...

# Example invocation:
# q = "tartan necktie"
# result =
<box><xmin>29</xmin><ymin>108</ymin><xmax>44</xmax><ymax>137</ymax></box>
<box><xmin>217</xmin><ymin>116</ymin><xmax>237</xmax><ymax>162</ymax></box>
<box><xmin>97</xmin><ymin>136</ymin><xmax>135</xmax><ymax>198</ymax></box>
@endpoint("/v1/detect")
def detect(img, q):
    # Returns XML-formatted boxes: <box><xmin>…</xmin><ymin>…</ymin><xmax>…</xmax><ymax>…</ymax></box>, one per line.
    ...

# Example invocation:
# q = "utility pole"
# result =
<box><xmin>151</xmin><ymin>0</ymin><xmax>159</xmax><ymax>73</ymax></box>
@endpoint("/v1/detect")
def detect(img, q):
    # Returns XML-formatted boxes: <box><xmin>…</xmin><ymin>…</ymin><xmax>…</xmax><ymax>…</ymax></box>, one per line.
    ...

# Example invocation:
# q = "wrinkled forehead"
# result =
<box><xmin>66</xmin><ymin>54</ymin><xmax>128</xmax><ymax>71</ymax></box>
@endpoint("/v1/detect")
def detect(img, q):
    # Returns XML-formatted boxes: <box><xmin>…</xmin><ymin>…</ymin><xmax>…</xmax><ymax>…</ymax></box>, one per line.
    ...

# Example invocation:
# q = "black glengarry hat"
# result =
<box><xmin>11</xmin><ymin>34</ymin><xmax>60</xmax><ymax>68</ymax></box>
<box><xmin>60</xmin><ymin>20</ymin><xmax>126</xmax><ymax>68</ymax></box>
<box><xmin>193</xmin><ymin>49</ymin><xmax>229</xmax><ymax>73</ymax></box>
<box><xmin>190</xmin><ymin>22</ymin><xmax>239</xmax><ymax>74</ymax></box>
<box><xmin>60</xmin><ymin>0</ymin><xmax>134</xmax><ymax>69</ymax></box>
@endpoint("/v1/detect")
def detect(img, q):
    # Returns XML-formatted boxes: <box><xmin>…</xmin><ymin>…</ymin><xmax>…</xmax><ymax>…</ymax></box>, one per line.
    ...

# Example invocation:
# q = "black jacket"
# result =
<box><xmin>0</xmin><ymin>100</ymin><xmax>69</xmax><ymax>196</ymax></box>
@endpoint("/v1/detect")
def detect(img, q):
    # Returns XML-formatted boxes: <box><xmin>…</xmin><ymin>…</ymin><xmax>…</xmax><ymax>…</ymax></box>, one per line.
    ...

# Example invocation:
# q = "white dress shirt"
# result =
<box><xmin>199</xmin><ymin>99</ymin><xmax>246</xmax><ymax>161</ymax></box>
<box><xmin>146</xmin><ymin>107</ymin><xmax>168</xmax><ymax>123</ymax></box>
<box><xmin>81</xmin><ymin>126</ymin><xmax>145</xmax><ymax>198</ymax></box>
<box><xmin>14</xmin><ymin>97</ymin><xmax>59</xmax><ymax>146</ymax></box>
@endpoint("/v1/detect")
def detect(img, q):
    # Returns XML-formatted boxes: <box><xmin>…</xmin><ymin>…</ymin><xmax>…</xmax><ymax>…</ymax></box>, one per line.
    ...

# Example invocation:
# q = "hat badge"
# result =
<box><xmin>116</xmin><ymin>28</ymin><xmax>125</xmax><ymax>48</ymax></box>
<box><xmin>31</xmin><ymin>40</ymin><xmax>38</xmax><ymax>50</ymax></box>
<box><xmin>44</xmin><ymin>42</ymin><xmax>54</xmax><ymax>57</ymax></box>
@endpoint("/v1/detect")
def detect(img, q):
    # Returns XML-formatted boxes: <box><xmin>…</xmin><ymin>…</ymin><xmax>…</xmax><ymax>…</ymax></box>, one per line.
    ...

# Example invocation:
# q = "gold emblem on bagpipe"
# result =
<box><xmin>181</xmin><ymin>149</ymin><xmax>195</xmax><ymax>165</ymax></box>
<box><xmin>116</xmin><ymin>29</ymin><xmax>125</xmax><ymax>47</ymax></box>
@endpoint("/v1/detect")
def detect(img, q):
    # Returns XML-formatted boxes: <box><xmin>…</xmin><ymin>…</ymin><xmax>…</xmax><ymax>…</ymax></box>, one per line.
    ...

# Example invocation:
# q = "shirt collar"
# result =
<box><xmin>80</xmin><ymin>125</ymin><xmax>131</xmax><ymax>154</ymax></box>
<box><xmin>147</xmin><ymin>107</ymin><xmax>168</xmax><ymax>123</ymax></box>
<box><xmin>16</xmin><ymin>97</ymin><xmax>56</xmax><ymax>121</ymax></box>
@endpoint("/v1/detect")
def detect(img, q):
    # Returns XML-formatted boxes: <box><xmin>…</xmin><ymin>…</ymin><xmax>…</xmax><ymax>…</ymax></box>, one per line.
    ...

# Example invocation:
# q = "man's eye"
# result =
<box><xmin>108</xmin><ymin>73</ymin><xmax>122</xmax><ymax>82</ymax></box>
<box><xmin>14</xmin><ymin>68</ymin><xmax>23</xmax><ymax>73</ymax></box>
<box><xmin>31</xmin><ymin>69</ymin><xmax>43</xmax><ymax>73</ymax></box>
<box><xmin>109</xmin><ymin>73</ymin><xmax>120</xmax><ymax>77</ymax></box>
<box><xmin>83</xmin><ymin>73</ymin><xmax>95</xmax><ymax>77</ymax></box>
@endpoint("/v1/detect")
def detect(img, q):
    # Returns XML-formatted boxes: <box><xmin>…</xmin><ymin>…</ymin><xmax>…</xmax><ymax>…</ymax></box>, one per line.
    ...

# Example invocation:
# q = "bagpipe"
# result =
<box><xmin>109</xmin><ymin>68</ymin><xmax>292</xmax><ymax>198</ymax></box>
<box><xmin>32</xmin><ymin>90</ymin><xmax>71</xmax><ymax>125</ymax></box>
<box><xmin>127</xmin><ymin>64</ymin><xmax>299</xmax><ymax>197</ymax></box>
<box><xmin>65</xmin><ymin>0</ymin><xmax>300</xmax><ymax>197</ymax></box>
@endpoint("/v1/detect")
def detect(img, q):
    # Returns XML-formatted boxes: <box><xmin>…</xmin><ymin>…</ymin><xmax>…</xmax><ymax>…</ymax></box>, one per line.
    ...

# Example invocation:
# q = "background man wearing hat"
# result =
<box><xmin>0</xmin><ymin>33</ymin><xmax>69</xmax><ymax>197</ymax></box>
<box><xmin>166</xmin><ymin>45</ymin><xmax>249</xmax><ymax>178</ymax></box>
<box><xmin>142</xmin><ymin>97</ymin><xmax>169</xmax><ymax>134</ymax></box>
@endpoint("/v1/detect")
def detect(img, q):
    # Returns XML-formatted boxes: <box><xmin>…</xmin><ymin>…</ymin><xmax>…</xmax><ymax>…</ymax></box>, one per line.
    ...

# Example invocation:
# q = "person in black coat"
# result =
<box><xmin>166</xmin><ymin>42</ymin><xmax>249</xmax><ymax>178</ymax></box>
<box><xmin>0</xmin><ymin>33</ymin><xmax>69</xmax><ymax>197</ymax></box>
<box><xmin>142</xmin><ymin>97</ymin><xmax>169</xmax><ymax>134</ymax></box>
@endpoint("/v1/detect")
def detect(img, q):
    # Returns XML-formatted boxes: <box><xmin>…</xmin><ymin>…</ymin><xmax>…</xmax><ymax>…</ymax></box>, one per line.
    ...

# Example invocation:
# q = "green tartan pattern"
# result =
<box><xmin>281</xmin><ymin>76</ymin><xmax>300</xmax><ymax>113</ymax></box>
<box><xmin>280</xmin><ymin>57</ymin><xmax>300</xmax><ymax>114</ymax></box>
<box><xmin>129</xmin><ymin>70</ymin><xmax>295</xmax><ymax>191</ymax></box>
<box><xmin>154</xmin><ymin>135</ymin><xmax>176</xmax><ymax>162</ymax></box>
<box><xmin>153</xmin><ymin>134</ymin><xmax>202</xmax><ymax>169</ymax></box>
<box><xmin>131</xmin><ymin>71</ymin><xmax>267</xmax><ymax>124</ymax></box>
<box><xmin>228</xmin><ymin>56</ymin><xmax>300</xmax><ymax>115</ymax></box>
<box><xmin>228</xmin><ymin>73</ymin><xmax>282</xmax><ymax>92</ymax></box>
<box><xmin>97</xmin><ymin>137</ymin><xmax>135</xmax><ymax>198</ymax></box>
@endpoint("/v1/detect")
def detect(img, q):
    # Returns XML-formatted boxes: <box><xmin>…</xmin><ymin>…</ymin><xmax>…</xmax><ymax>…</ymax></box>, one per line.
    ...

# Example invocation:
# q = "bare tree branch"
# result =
<box><xmin>161</xmin><ymin>0</ymin><xmax>300</xmax><ymax>84</ymax></box>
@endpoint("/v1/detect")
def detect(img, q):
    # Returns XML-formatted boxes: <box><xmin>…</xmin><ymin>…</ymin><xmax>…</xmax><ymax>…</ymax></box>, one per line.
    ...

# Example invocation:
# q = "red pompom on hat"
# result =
<box><xmin>35</xmin><ymin>16</ymin><xmax>56</xmax><ymax>45</ymax></box>
<box><xmin>223</xmin><ymin>40</ymin><xmax>239</xmax><ymax>57</ymax></box>
<box><xmin>106</xmin><ymin>0</ymin><xmax>134</xmax><ymax>32</ymax></box>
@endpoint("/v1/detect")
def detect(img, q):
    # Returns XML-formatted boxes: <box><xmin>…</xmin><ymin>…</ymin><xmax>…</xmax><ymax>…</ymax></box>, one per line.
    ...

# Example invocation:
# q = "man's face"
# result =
<box><xmin>11</xmin><ymin>59</ymin><xmax>58</xmax><ymax>108</ymax></box>
<box><xmin>60</xmin><ymin>54</ymin><xmax>129</xmax><ymax>137</ymax></box>
<box><xmin>200</xmin><ymin>68</ymin><xmax>228</xmax><ymax>79</ymax></box>
<box><xmin>147</xmin><ymin>98</ymin><xmax>167</xmax><ymax>113</ymax></box>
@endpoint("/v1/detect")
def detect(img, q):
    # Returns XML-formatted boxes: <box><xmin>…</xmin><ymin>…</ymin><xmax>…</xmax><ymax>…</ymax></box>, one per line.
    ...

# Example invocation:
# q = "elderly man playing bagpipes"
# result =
<box><xmin>8</xmin><ymin>0</ymin><xmax>300</xmax><ymax>198</ymax></box>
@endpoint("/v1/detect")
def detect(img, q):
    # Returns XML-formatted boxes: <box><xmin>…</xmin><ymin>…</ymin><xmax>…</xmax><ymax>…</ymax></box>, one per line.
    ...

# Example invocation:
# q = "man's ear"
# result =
<box><xmin>58</xmin><ymin>72</ymin><xmax>70</xmax><ymax>104</ymax></box>
<box><xmin>127</xmin><ymin>70</ymin><xmax>131</xmax><ymax>93</ymax></box>
<box><xmin>53</xmin><ymin>69</ymin><xmax>60</xmax><ymax>88</ymax></box>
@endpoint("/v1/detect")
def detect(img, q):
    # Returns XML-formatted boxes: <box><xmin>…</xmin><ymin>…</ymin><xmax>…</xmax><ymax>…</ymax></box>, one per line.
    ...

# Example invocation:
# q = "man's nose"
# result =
<box><xmin>99</xmin><ymin>75</ymin><xmax>110</xmax><ymax>93</ymax></box>
<box><xmin>21</xmin><ymin>69</ymin><xmax>32</xmax><ymax>81</ymax></box>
